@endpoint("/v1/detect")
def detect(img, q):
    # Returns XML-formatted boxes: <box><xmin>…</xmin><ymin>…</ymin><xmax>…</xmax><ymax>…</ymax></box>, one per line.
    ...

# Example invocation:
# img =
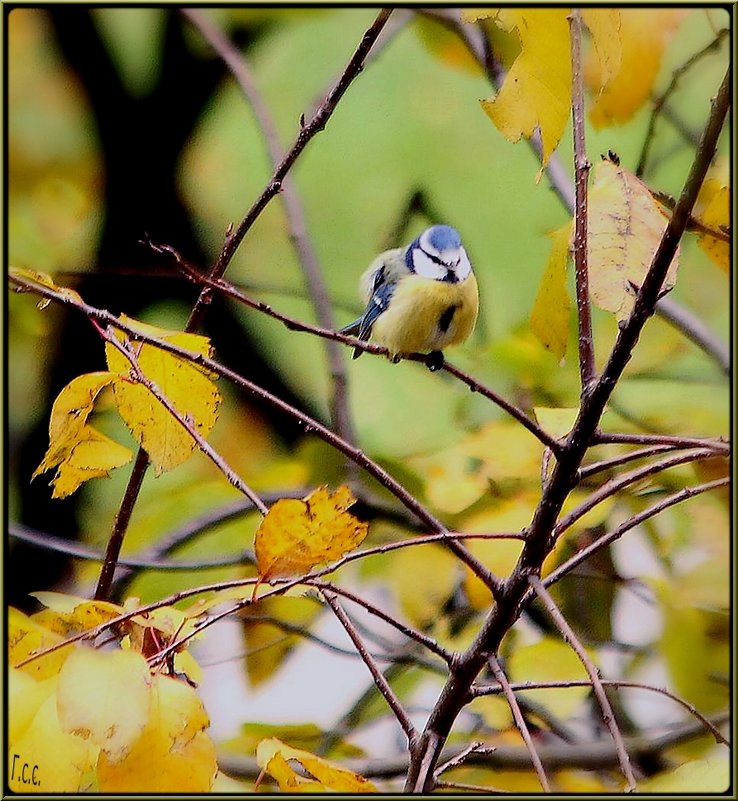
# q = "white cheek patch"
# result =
<box><xmin>412</xmin><ymin>249</ymin><xmax>446</xmax><ymax>280</ymax></box>
<box><xmin>456</xmin><ymin>247</ymin><xmax>472</xmax><ymax>281</ymax></box>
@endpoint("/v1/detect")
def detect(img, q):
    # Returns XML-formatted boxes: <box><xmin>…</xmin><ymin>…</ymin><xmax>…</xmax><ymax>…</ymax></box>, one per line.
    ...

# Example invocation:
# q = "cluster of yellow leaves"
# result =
<box><xmin>463</xmin><ymin>9</ymin><xmax>688</xmax><ymax>168</ymax></box>
<box><xmin>9</xmin><ymin>594</ymin><xmax>217</xmax><ymax>792</ymax></box>
<box><xmin>18</xmin><ymin>274</ymin><xmax>222</xmax><ymax>498</ymax></box>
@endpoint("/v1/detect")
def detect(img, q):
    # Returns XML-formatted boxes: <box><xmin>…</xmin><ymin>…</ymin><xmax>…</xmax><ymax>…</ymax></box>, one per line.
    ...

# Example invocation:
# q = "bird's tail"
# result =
<box><xmin>339</xmin><ymin>318</ymin><xmax>366</xmax><ymax>360</ymax></box>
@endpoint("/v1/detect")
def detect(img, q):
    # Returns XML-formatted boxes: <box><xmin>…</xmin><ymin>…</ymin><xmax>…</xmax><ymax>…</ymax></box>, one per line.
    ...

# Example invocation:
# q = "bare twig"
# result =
<box><xmin>637</xmin><ymin>28</ymin><xmax>729</xmax><ymax>176</ymax></box>
<box><xmin>473</xmin><ymin>678</ymin><xmax>729</xmax><ymax>747</ymax></box>
<box><xmin>578</xmin><ymin>444</ymin><xmax>681</xmax><ymax>480</ymax></box>
<box><xmin>322</xmin><ymin>589</ymin><xmax>417</xmax><ymax>743</ymax></box>
<box><xmin>594</xmin><ymin>430</ymin><xmax>729</xmax><ymax>453</ymax></box>
<box><xmin>488</xmin><ymin>655</ymin><xmax>551</xmax><ymax>791</ymax></box>
<box><xmin>560</xmin><ymin>448</ymin><xmax>717</xmax><ymax>536</ymax></box>
<box><xmin>435</xmin><ymin>741</ymin><xmax>492</xmax><ymax>776</ymax></box>
<box><xmin>182</xmin><ymin>9</ymin><xmax>357</xmax><ymax>453</ymax></box>
<box><xmin>528</xmin><ymin>576</ymin><xmax>637</xmax><ymax>791</ymax></box>
<box><xmin>568</xmin><ymin>8</ymin><xmax>595</xmax><ymax>391</ymax></box>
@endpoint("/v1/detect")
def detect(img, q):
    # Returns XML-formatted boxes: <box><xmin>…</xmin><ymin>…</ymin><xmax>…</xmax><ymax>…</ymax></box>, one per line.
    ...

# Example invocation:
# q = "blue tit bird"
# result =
<box><xmin>340</xmin><ymin>225</ymin><xmax>479</xmax><ymax>370</ymax></box>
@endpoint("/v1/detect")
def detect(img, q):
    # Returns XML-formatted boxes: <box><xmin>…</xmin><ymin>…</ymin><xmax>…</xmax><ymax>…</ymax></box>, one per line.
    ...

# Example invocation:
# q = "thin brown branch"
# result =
<box><xmin>321</xmin><ymin>589</ymin><xmax>417</xmax><ymax>743</ymax></box>
<box><xmin>652</xmin><ymin>190</ymin><xmax>731</xmax><ymax>241</ymax></box>
<box><xmin>578</xmin><ymin>444</ymin><xmax>681</xmax><ymax>480</ymax></box>
<box><xmin>543</xmin><ymin>477</ymin><xmax>729</xmax><ymax>589</ymax></box>
<box><xmin>10</xmin><ymin>273</ymin><xmax>503</xmax><ymax>599</ymax></box>
<box><xmin>182</xmin><ymin>9</ymin><xmax>357</xmax><ymax>453</ymax></box>
<box><xmin>488</xmin><ymin>655</ymin><xmax>551</xmax><ymax>792</ymax></box>
<box><xmin>184</xmin><ymin>8</ymin><xmax>393</xmax><ymax>330</ymax></box>
<box><xmin>473</xmin><ymin>679</ymin><xmax>729</xmax><ymax>747</ymax></box>
<box><xmin>528</xmin><ymin>576</ymin><xmax>637</xmax><ymax>791</ymax></box>
<box><xmin>636</xmin><ymin>28</ymin><xmax>729</xmax><ymax>176</ymax></box>
<box><xmin>568</xmin><ymin>8</ymin><xmax>595</xmax><ymax>391</ymax></box>
<box><xmin>560</xmin><ymin>447</ymin><xmax>716</xmax><ymax>536</ymax></box>
<box><xmin>435</xmin><ymin>741</ymin><xmax>491</xmax><ymax>777</ymax></box>
<box><xmin>595</xmin><ymin>430</ymin><xmax>729</xmax><ymax>453</ymax></box>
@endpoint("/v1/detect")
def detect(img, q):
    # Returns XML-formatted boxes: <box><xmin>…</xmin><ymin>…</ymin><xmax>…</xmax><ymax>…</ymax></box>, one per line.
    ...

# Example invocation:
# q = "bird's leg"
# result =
<box><xmin>426</xmin><ymin>351</ymin><xmax>444</xmax><ymax>371</ymax></box>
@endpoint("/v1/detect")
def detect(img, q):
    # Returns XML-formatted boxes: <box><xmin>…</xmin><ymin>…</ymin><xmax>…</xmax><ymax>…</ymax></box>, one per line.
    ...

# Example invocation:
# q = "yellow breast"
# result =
<box><xmin>371</xmin><ymin>273</ymin><xmax>479</xmax><ymax>358</ymax></box>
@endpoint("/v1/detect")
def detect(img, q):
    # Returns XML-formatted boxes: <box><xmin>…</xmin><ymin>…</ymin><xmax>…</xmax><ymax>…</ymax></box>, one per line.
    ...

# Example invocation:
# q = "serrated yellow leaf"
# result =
<box><xmin>389</xmin><ymin>544</ymin><xmax>458</xmax><ymax>628</ymax></box>
<box><xmin>9</xmin><ymin>669</ymin><xmax>56</xmax><ymax>747</ymax></box>
<box><xmin>105</xmin><ymin>316</ymin><xmax>221</xmax><ymax>475</ymax></box>
<box><xmin>694</xmin><ymin>179</ymin><xmax>729</xmax><ymax>272</ymax></box>
<box><xmin>481</xmin><ymin>9</ymin><xmax>571</xmax><ymax>167</ymax></box>
<box><xmin>508</xmin><ymin>637</ymin><xmax>591</xmax><ymax>718</ymax></box>
<box><xmin>9</xmin><ymin>692</ymin><xmax>98</xmax><ymax>792</ymax></box>
<box><xmin>57</xmin><ymin>648</ymin><xmax>152</xmax><ymax>763</ymax></box>
<box><xmin>30</xmin><ymin>594</ymin><xmax>123</xmax><ymax>637</ymax></box>
<box><xmin>530</xmin><ymin>223</ymin><xmax>572</xmax><ymax>360</ymax></box>
<box><xmin>588</xmin><ymin>157</ymin><xmax>679</xmax><ymax>322</ymax></box>
<box><xmin>32</xmin><ymin>371</ymin><xmax>131</xmax><ymax>497</ymax></box>
<box><xmin>461</xmin><ymin>8</ymin><xmax>496</xmax><ymax>23</ymax></box>
<box><xmin>256</xmin><ymin>737</ymin><xmax>376</xmax><ymax>793</ymax></box>
<box><xmin>97</xmin><ymin>674</ymin><xmax>217</xmax><ymax>791</ymax></box>
<box><xmin>254</xmin><ymin>485</ymin><xmax>368</xmax><ymax>579</ymax></box>
<box><xmin>242</xmin><ymin>596</ymin><xmax>322</xmax><ymax>686</ymax></box>
<box><xmin>585</xmin><ymin>9</ymin><xmax>688</xmax><ymax>127</ymax></box>
<box><xmin>9</xmin><ymin>607</ymin><xmax>71</xmax><ymax>680</ymax></box>
<box><xmin>581</xmin><ymin>9</ymin><xmax>622</xmax><ymax>88</ymax></box>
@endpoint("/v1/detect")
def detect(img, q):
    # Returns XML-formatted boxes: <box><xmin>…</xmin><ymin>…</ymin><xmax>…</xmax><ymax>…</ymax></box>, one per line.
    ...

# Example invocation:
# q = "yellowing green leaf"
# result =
<box><xmin>461</xmin><ymin>8</ymin><xmax>495</xmax><ymax>23</ymax></box>
<box><xmin>9</xmin><ymin>266</ymin><xmax>83</xmax><ymax>305</ymax></box>
<box><xmin>588</xmin><ymin>157</ymin><xmax>679</xmax><ymax>322</ymax></box>
<box><xmin>32</xmin><ymin>372</ymin><xmax>132</xmax><ymax>498</ymax></box>
<box><xmin>57</xmin><ymin>648</ymin><xmax>152</xmax><ymax>762</ymax></box>
<box><xmin>256</xmin><ymin>737</ymin><xmax>377</xmax><ymax>793</ymax></box>
<box><xmin>10</xmin><ymin>692</ymin><xmax>98</xmax><ymax>792</ymax></box>
<box><xmin>242</xmin><ymin>596</ymin><xmax>322</xmax><ymax>687</ymax></box>
<box><xmin>508</xmin><ymin>637</ymin><xmax>591</xmax><ymax>718</ymax></box>
<box><xmin>581</xmin><ymin>9</ymin><xmax>622</xmax><ymax>89</ymax></box>
<box><xmin>534</xmin><ymin>406</ymin><xmax>579</xmax><ymax>440</ymax></box>
<box><xmin>97</xmin><ymin>674</ymin><xmax>217</xmax><ymax>792</ymax></box>
<box><xmin>470</xmin><ymin>694</ymin><xmax>513</xmax><ymax>730</ymax></box>
<box><xmin>388</xmin><ymin>544</ymin><xmax>458</xmax><ymax>628</ymax></box>
<box><xmin>530</xmin><ymin>223</ymin><xmax>572</xmax><ymax>360</ymax></box>
<box><xmin>462</xmin><ymin>420</ymin><xmax>545</xmax><ymax>486</ymax></box>
<box><xmin>414</xmin><ymin>17</ymin><xmax>482</xmax><ymax>75</ymax></box>
<box><xmin>694</xmin><ymin>179</ymin><xmax>729</xmax><ymax>272</ymax></box>
<box><xmin>585</xmin><ymin>9</ymin><xmax>688</xmax><ymax>127</ymax></box>
<box><xmin>641</xmin><ymin>757</ymin><xmax>730</xmax><ymax>793</ymax></box>
<box><xmin>105</xmin><ymin>316</ymin><xmax>221</xmax><ymax>475</ymax></box>
<box><xmin>410</xmin><ymin>445</ymin><xmax>488</xmax><ymax>514</ymax></box>
<box><xmin>254</xmin><ymin>485</ymin><xmax>368</xmax><ymax>579</ymax></box>
<box><xmin>9</xmin><ymin>607</ymin><xmax>71</xmax><ymax>680</ymax></box>
<box><xmin>481</xmin><ymin>10</ymin><xmax>571</xmax><ymax>167</ymax></box>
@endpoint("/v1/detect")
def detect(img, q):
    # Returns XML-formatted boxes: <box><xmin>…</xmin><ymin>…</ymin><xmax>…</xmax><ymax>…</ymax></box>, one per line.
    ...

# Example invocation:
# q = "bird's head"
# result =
<box><xmin>407</xmin><ymin>225</ymin><xmax>472</xmax><ymax>283</ymax></box>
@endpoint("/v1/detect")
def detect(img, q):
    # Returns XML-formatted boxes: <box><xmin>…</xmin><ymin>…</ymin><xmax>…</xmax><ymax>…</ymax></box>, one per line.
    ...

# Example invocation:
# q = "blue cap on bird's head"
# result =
<box><xmin>426</xmin><ymin>225</ymin><xmax>462</xmax><ymax>254</ymax></box>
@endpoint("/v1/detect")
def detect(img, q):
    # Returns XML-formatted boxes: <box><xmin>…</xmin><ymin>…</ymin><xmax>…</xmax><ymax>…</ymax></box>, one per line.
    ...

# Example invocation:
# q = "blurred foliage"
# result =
<box><xmin>8</xmin><ymin>7</ymin><xmax>730</xmax><ymax>794</ymax></box>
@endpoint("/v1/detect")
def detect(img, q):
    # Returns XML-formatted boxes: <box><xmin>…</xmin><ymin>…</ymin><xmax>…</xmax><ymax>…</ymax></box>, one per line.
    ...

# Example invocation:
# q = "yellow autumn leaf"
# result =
<box><xmin>581</xmin><ymin>9</ymin><xmax>622</xmax><ymax>89</ymax></box>
<box><xmin>31</xmin><ymin>592</ymin><xmax>123</xmax><ymax>637</ymax></box>
<box><xmin>481</xmin><ymin>9</ymin><xmax>571</xmax><ymax>167</ymax></box>
<box><xmin>254</xmin><ymin>485</ymin><xmax>368</xmax><ymax>579</ymax></box>
<box><xmin>414</xmin><ymin>17</ymin><xmax>482</xmax><ymax>75</ymax></box>
<box><xmin>694</xmin><ymin>179</ymin><xmax>729</xmax><ymax>272</ymax></box>
<box><xmin>641</xmin><ymin>757</ymin><xmax>730</xmax><ymax>793</ymax></box>
<box><xmin>105</xmin><ymin>315</ymin><xmax>221</xmax><ymax>475</ymax></box>
<box><xmin>530</xmin><ymin>223</ymin><xmax>572</xmax><ymax>360</ymax></box>
<box><xmin>9</xmin><ymin>266</ymin><xmax>83</xmax><ymax>306</ymax></box>
<box><xmin>588</xmin><ymin>156</ymin><xmax>679</xmax><ymax>322</ymax></box>
<box><xmin>10</xmin><ymin>692</ymin><xmax>99</xmax><ymax>793</ymax></box>
<box><xmin>32</xmin><ymin>371</ymin><xmax>133</xmax><ymax>498</ymax></box>
<box><xmin>462</xmin><ymin>420</ymin><xmax>545</xmax><ymax>486</ymax></box>
<box><xmin>410</xmin><ymin>444</ymin><xmax>488</xmax><ymax>514</ymax></box>
<box><xmin>507</xmin><ymin>637</ymin><xmax>591</xmax><ymax>718</ymax></box>
<box><xmin>9</xmin><ymin>607</ymin><xmax>71</xmax><ymax>680</ymax></box>
<box><xmin>388</xmin><ymin>544</ymin><xmax>459</xmax><ymax>628</ymax></box>
<box><xmin>585</xmin><ymin>9</ymin><xmax>688</xmax><ymax>127</ymax></box>
<box><xmin>57</xmin><ymin>648</ymin><xmax>152</xmax><ymax>763</ymax></box>
<box><xmin>461</xmin><ymin>8</ymin><xmax>495</xmax><ymax>23</ymax></box>
<box><xmin>256</xmin><ymin>737</ymin><xmax>377</xmax><ymax>793</ymax></box>
<box><xmin>9</xmin><ymin>669</ymin><xmax>56</xmax><ymax>747</ymax></box>
<box><xmin>242</xmin><ymin>596</ymin><xmax>322</xmax><ymax>687</ymax></box>
<box><xmin>97</xmin><ymin>674</ymin><xmax>217</xmax><ymax>792</ymax></box>
<box><xmin>534</xmin><ymin>406</ymin><xmax>579</xmax><ymax>440</ymax></box>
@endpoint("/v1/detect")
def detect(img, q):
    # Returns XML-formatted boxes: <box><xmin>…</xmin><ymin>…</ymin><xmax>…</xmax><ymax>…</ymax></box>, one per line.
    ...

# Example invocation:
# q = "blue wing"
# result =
<box><xmin>340</xmin><ymin>265</ymin><xmax>395</xmax><ymax>359</ymax></box>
